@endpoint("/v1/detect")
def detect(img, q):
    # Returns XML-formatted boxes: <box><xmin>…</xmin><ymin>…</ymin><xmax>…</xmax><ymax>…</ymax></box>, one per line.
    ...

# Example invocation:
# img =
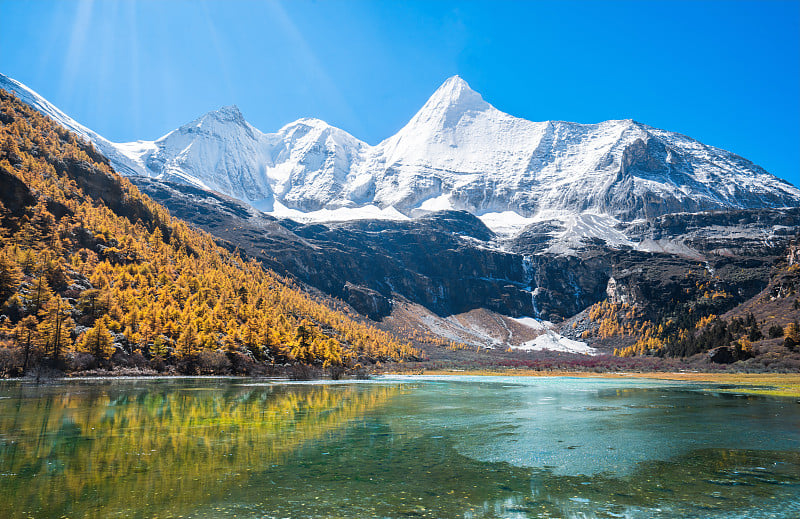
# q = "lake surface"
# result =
<box><xmin>0</xmin><ymin>376</ymin><xmax>798</xmax><ymax>518</ymax></box>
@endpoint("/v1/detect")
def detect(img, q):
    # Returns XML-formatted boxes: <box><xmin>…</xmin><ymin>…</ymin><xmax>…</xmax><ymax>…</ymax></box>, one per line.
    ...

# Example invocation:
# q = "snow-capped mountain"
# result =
<box><xmin>116</xmin><ymin>108</ymin><xmax>369</xmax><ymax>213</ymax></box>
<box><xmin>359</xmin><ymin>76</ymin><xmax>800</xmax><ymax>223</ymax></box>
<box><xmin>3</xmin><ymin>72</ymin><xmax>799</xmax><ymax>236</ymax></box>
<box><xmin>116</xmin><ymin>75</ymin><xmax>800</xmax><ymax>229</ymax></box>
<box><xmin>116</xmin><ymin>105</ymin><xmax>275</xmax><ymax>202</ymax></box>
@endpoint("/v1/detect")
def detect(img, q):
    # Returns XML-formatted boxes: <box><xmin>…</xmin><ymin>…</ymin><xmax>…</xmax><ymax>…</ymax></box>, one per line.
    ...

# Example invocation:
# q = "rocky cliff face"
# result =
<box><xmin>787</xmin><ymin>245</ymin><xmax>800</xmax><ymax>266</ymax></box>
<box><xmin>132</xmin><ymin>177</ymin><xmax>798</xmax><ymax>327</ymax></box>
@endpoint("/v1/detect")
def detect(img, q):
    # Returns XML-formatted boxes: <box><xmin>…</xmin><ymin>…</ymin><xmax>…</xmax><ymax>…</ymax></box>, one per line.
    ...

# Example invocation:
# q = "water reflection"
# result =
<box><xmin>1</xmin><ymin>378</ymin><xmax>799</xmax><ymax>518</ymax></box>
<box><xmin>0</xmin><ymin>381</ymin><xmax>397</xmax><ymax>518</ymax></box>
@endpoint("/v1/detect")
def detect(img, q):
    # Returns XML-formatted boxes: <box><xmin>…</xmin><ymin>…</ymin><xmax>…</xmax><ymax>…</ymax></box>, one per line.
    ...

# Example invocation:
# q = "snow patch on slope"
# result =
<box><xmin>114</xmin><ymin>140</ymin><xmax>158</xmax><ymax>167</ymax></box>
<box><xmin>515</xmin><ymin>331</ymin><xmax>598</xmax><ymax>355</ymax></box>
<box><xmin>479</xmin><ymin>211</ymin><xmax>538</xmax><ymax>237</ymax></box>
<box><xmin>416</xmin><ymin>194</ymin><xmax>455</xmax><ymax>213</ymax></box>
<box><xmin>544</xmin><ymin>213</ymin><xmax>635</xmax><ymax>254</ymax></box>
<box><xmin>635</xmin><ymin>238</ymin><xmax>704</xmax><ymax>258</ymax></box>
<box><xmin>510</xmin><ymin>316</ymin><xmax>597</xmax><ymax>354</ymax></box>
<box><xmin>267</xmin><ymin>201</ymin><xmax>409</xmax><ymax>223</ymax></box>
<box><xmin>511</xmin><ymin>316</ymin><xmax>552</xmax><ymax>331</ymax></box>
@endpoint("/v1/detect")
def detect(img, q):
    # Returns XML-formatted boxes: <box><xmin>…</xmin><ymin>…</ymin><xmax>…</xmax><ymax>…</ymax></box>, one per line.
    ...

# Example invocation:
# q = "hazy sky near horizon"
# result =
<box><xmin>2</xmin><ymin>0</ymin><xmax>799</xmax><ymax>185</ymax></box>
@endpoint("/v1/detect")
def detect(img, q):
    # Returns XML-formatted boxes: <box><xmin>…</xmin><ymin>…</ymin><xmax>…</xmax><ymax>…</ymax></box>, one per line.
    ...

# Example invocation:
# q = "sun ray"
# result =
<box><xmin>201</xmin><ymin>1</ymin><xmax>235</xmax><ymax>103</ymax></box>
<box><xmin>59</xmin><ymin>0</ymin><xmax>94</xmax><ymax>104</ymax></box>
<box><xmin>265</xmin><ymin>1</ymin><xmax>363</xmax><ymax>135</ymax></box>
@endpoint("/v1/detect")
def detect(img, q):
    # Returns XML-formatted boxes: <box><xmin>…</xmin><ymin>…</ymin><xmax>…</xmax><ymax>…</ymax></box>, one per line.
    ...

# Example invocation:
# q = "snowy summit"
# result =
<box><xmin>2</xmin><ymin>73</ymin><xmax>799</xmax><ymax>237</ymax></box>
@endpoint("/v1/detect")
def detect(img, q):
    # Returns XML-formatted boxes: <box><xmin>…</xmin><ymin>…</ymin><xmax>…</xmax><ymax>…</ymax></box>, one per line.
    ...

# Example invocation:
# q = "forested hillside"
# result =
<box><xmin>572</xmin><ymin>250</ymin><xmax>800</xmax><ymax>370</ymax></box>
<box><xmin>0</xmin><ymin>89</ymin><xmax>419</xmax><ymax>376</ymax></box>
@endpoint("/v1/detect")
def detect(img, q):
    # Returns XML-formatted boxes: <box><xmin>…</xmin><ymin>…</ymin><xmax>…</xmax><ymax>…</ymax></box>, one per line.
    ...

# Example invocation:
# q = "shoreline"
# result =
<box><xmin>2</xmin><ymin>371</ymin><xmax>799</xmax><ymax>398</ymax></box>
<box><xmin>380</xmin><ymin>369</ymin><xmax>800</xmax><ymax>398</ymax></box>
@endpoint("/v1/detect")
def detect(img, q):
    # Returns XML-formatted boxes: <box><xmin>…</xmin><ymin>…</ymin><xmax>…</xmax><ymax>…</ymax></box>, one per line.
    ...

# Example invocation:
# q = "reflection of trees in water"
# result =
<box><xmin>2</xmin><ymin>382</ymin><xmax>799</xmax><ymax>519</ymax></box>
<box><xmin>0</xmin><ymin>383</ymin><xmax>398</xmax><ymax>517</ymax></box>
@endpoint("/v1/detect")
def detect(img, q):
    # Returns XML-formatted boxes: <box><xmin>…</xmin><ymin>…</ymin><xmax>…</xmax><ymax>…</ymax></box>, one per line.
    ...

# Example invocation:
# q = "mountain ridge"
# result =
<box><xmin>4</xmin><ymin>74</ymin><xmax>800</xmax><ymax>366</ymax></box>
<box><xmin>2</xmin><ymin>72</ymin><xmax>799</xmax><ymax>238</ymax></box>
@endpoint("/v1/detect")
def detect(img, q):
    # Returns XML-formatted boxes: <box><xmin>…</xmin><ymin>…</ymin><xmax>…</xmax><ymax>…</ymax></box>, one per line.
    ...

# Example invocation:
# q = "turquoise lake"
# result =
<box><xmin>0</xmin><ymin>376</ymin><xmax>798</xmax><ymax>518</ymax></box>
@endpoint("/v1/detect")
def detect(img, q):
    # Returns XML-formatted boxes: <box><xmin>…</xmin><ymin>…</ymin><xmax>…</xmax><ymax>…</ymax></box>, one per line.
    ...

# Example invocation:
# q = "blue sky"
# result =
<box><xmin>2</xmin><ymin>0</ymin><xmax>799</xmax><ymax>185</ymax></box>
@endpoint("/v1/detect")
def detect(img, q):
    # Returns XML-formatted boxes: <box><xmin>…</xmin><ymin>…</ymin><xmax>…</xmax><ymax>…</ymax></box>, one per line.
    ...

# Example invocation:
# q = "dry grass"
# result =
<box><xmin>636</xmin><ymin>372</ymin><xmax>800</xmax><ymax>398</ymax></box>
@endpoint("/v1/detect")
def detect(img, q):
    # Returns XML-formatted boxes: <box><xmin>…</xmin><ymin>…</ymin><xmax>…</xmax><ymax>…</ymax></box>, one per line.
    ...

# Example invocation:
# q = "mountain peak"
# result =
<box><xmin>397</xmin><ymin>76</ymin><xmax>492</xmax><ymax>135</ymax></box>
<box><xmin>438</xmin><ymin>75</ymin><xmax>471</xmax><ymax>92</ymax></box>
<box><xmin>425</xmin><ymin>75</ymin><xmax>488</xmax><ymax>113</ymax></box>
<box><xmin>285</xmin><ymin>117</ymin><xmax>333</xmax><ymax>130</ymax></box>
<box><xmin>183</xmin><ymin>105</ymin><xmax>248</xmax><ymax>129</ymax></box>
<box><xmin>208</xmin><ymin>104</ymin><xmax>245</xmax><ymax>123</ymax></box>
<box><xmin>163</xmin><ymin>104</ymin><xmax>255</xmax><ymax>144</ymax></box>
<box><xmin>178</xmin><ymin>104</ymin><xmax>251</xmax><ymax>135</ymax></box>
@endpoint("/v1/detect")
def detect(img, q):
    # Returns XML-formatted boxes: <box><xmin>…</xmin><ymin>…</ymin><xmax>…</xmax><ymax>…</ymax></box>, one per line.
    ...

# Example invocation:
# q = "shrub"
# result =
<box><xmin>768</xmin><ymin>324</ymin><xmax>784</xmax><ymax>338</ymax></box>
<box><xmin>288</xmin><ymin>364</ymin><xmax>315</xmax><ymax>380</ymax></box>
<box><xmin>0</xmin><ymin>347</ymin><xmax>22</xmax><ymax>377</ymax></box>
<box><xmin>69</xmin><ymin>352</ymin><xmax>97</xmax><ymax>372</ymax></box>
<box><xmin>197</xmin><ymin>350</ymin><xmax>231</xmax><ymax>374</ymax></box>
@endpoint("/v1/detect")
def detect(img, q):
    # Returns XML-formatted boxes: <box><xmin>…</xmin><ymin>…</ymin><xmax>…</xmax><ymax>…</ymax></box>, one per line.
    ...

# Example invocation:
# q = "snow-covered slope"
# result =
<box><xmin>4</xmin><ymin>72</ymin><xmax>799</xmax><ymax>235</ymax></box>
<box><xmin>0</xmin><ymin>73</ymin><xmax>144</xmax><ymax>176</ymax></box>
<box><xmin>362</xmin><ymin>76</ymin><xmax>800</xmax><ymax>222</ymax></box>
<box><xmin>118</xmin><ymin>109</ymin><xmax>369</xmax><ymax>211</ymax></box>
<box><xmin>120</xmin><ymin>75</ymin><xmax>800</xmax><ymax>228</ymax></box>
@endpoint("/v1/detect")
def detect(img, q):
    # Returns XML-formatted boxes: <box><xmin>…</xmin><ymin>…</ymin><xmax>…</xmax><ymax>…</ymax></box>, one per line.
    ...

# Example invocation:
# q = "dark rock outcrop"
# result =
<box><xmin>132</xmin><ymin>177</ymin><xmax>798</xmax><ymax>326</ymax></box>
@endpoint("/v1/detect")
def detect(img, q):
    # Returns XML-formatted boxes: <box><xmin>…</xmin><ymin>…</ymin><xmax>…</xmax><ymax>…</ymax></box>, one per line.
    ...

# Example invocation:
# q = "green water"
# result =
<box><xmin>0</xmin><ymin>376</ymin><xmax>798</xmax><ymax>518</ymax></box>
